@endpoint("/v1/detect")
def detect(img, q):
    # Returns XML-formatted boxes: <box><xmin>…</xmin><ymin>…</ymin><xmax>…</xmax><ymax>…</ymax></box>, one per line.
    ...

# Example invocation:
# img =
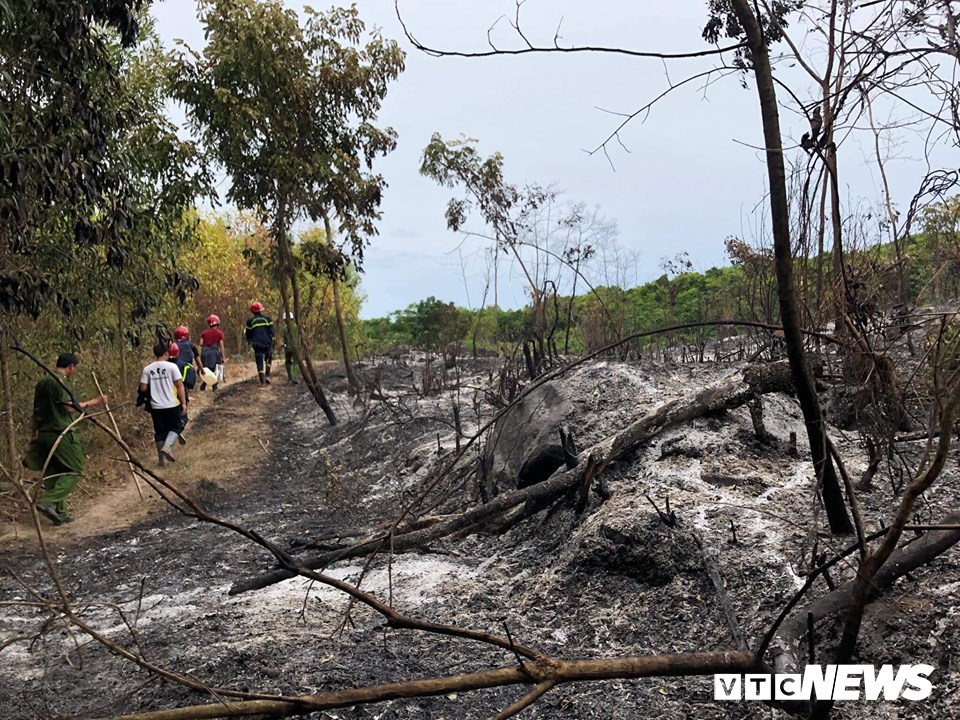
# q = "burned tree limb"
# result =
<box><xmin>605</xmin><ymin>357</ymin><xmax>819</xmax><ymax>467</ymax></box>
<box><xmin>90</xmin><ymin>651</ymin><xmax>760</xmax><ymax>720</ymax></box>
<box><xmin>232</xmin><ymin>359</ymin><xmax>811</xmax><ymax>595</ymax></box>
<box><xmin>294</xmin><ymin>514</ymin><xmax>460</xmax><ymax>552</ymax></box>
<box><xmin>691</xmin><ymin>531</ymin><xmax>747</xmax><ymax>651</ymax></box>
<box><xmin>606</xmin><ymin>381</ymin><xmax>752</xmax><ymax>462</ymax></box>
<box><xmin>856</xmin><ymin>438</ymin><xmax>883</xmax><ymax>490</ymax></box>
<box><xmin>768</xmin><ymin>510</ymin><xmax>960</xmax><ymax>676</ymax></box>
<box><xmin>645</xmin><ymin>494</ymin><xmax>676</xmax><ymax>528</ymax></box>
<box><xmin>747</xmin><ymin>396</ymin><xmax>777</xmax><ymax>445</ymax></box>
<box><xmin>574</xmin><ymin>453</ymin><xmax>601</xmax><ymax>515</ymax></box>
<box><xmin>492</xmin><ymin>680</ymin><xmax>556</xmax><ymax>720</ymax></box>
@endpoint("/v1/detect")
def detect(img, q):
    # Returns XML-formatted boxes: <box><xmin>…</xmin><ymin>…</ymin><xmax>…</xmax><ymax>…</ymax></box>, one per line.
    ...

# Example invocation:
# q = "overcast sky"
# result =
<box><xmin>151</xmin><ymin>1</ymin><xmax>930</xmax><ymax>318</ymax></box>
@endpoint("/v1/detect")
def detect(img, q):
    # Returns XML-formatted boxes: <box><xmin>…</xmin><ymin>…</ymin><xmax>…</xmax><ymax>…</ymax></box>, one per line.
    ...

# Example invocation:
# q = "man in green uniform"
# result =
<box><xmin>282</xmin><ymin>311</ymin><xmax>299</xmax><ymax>384</ymax></box>
<box><xmin>26</xmin><ymin>352</ymin><xmax>107</xmax><ymax>525</ymax></box>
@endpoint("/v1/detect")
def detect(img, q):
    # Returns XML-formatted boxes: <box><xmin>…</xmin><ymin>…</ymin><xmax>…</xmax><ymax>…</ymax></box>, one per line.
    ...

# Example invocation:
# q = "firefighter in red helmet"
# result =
<box><xmin>245</xmin><ymin>302</ymin><xmax>274</xmax><ymax>386</ymax></box>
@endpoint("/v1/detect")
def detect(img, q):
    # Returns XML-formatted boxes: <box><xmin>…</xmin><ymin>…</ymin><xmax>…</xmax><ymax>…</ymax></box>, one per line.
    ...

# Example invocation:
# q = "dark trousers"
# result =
<box><xmin>253</xmin><ymin>345</ymin><xmax>272</xmax><ymax>373</ymax></box>
<box><xmin>201</xmin><ymin>346</ymin><xmax>222</xmax><ymax>371</ymax></box>
<box><xmin>150</xmin><ymin>406</ymin><xmax>183</xmax><ymax>443</ymax></box>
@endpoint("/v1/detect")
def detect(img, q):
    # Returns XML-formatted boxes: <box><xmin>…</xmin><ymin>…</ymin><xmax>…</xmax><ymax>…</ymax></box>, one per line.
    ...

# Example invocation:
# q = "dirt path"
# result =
<box><xmin>0</xmin><ymin>360</ymin><xmax>289</xmax><ymax>543</ymax></box>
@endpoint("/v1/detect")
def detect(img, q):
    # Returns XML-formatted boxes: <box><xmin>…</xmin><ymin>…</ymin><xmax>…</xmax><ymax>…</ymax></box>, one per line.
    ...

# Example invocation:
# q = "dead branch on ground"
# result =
<box><xmin>231</xmin><ymin>356</ymin><xmax>823</xmax><ymax>594</ymax></box>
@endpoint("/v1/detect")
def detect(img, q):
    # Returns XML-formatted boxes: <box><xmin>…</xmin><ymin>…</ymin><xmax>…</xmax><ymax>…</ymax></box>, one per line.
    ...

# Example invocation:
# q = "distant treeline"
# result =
<box><xmin>361</xmin><ymin>215</ymin><xmax>960</xmax><ymax>357</ymax></box>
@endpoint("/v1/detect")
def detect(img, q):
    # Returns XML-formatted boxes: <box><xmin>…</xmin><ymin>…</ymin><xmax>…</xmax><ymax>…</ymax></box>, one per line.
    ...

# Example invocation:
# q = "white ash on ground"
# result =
<box><xmin>1</xmin><ymin>355</ymin><xmax>957</xmax><ymax>719</ymax></box>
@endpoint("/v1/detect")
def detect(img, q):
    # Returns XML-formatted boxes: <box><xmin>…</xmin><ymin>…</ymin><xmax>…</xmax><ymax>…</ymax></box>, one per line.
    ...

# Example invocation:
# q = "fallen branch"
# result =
<box><xmin>492</xmin><ymin>680</ymin><xmax>556</xmax><ymax>720</ymax></box>
<box><xmin>92</xmin><ymin>371</ymin><xmax>143</xmax><ymax>501</ymax></box>
<box><xmin>89</xmin><ymin>651</ymin><xmax>759</xmax><ymax>720</ymax></box>
<box><xmin>232</xmin><ymin>358</ymin><xmax>811</xmax><ymax>594</ymax></box>
<box><xmin>691</xmin><ymin>531</ymin><xmax>747</xmax><ymax>650</ymax></box>
<box><xmin>606</xmin><ymin>356</ymin><xmax>820</xmax><ymax>465</ymax></box>
<box><xmin>768</xmin><ymin>509</ymin><xmax>960</xmax><ymax>676</ymax></box>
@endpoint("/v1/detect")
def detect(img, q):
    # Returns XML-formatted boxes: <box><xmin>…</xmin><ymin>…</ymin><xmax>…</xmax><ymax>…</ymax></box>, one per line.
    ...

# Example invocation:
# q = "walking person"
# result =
<box><xmin>26</xmin><ymin>352</ymin><xmax>108</xmax><ymax>525</ymax></box>
<box><xmin>172</xmin><ymin>326</ymin><xmax>199</xmax><ymax>441</ymax></box>
<box><xmin>198</xmin><ymin>314</ymin><xmax>227</xmax><ymax>391</ymax></box>
<box><xmin>245</xmin><ymin>301</ymin><xmax>275</xmax><ymax>386</ymax></box>
<box><xmin>140</xmin><ymin>342</ymin><xmax>187</xmax><ymax>465</ymax></box>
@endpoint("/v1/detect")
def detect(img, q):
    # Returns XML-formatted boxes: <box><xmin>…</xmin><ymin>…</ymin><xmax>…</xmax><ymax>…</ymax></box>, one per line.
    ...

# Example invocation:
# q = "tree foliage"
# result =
<box><xmin>702</xmin><ymin>0</ymin><xmax>804</xmax><ymax>67</ymax></box>
<box><xmin>173</xmin><ymin>0</ymin><xmax>404</xmax><ymax>420</ymax></box>
<box><xmin>179</xmin><ymin>213</ymin><xmax>277</xmax><ymax>353</ymax></box>
<box><xmin>171</xmin><ymin>0</ymin><xmax>404</xmax><ymax>268</ymax></box>
<box><xmin>2</xmin><ymin>6</ymin><xmax>205</xmax><ymax>334</ymax></box>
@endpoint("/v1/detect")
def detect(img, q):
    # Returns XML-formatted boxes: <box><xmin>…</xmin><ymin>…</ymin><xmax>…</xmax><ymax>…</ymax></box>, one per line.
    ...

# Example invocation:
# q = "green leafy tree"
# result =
<box><xmin>172</xmin><ymin>0</ymin><xmax>404</xmax><ymax>423</ymax></box>
<box><xmin>1</xmin><ymin>7</ymin><xmax>206</xmax><ymax>469</ymax></box>
<box><xmin>181</xmin><ymin>213</ymin><xmax>278</xmax><ymax>354</ymax></box>
<box><xmin>2</xmin><ymin>6</ymin><xmax>202</xmax><ymax>329</ymax></box>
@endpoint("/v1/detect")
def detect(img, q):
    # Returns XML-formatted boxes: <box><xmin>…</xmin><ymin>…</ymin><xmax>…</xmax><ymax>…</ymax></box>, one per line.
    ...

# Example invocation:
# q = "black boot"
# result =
<box><xmin>37</xmin><ymin>502</ymin><xmax>64</xmax><ymax>526</ymax></box>
<box><xmin>258</xmin><ymin>372</ymin><xmax>265</xmax><ymax>386</ymax></box>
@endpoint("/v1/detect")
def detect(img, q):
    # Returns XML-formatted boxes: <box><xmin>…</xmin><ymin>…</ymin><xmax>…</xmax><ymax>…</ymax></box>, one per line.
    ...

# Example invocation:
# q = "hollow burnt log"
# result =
<box><xmin>231</xmin><ymin>358</ymin><xmax>822</xmax><ymax>595</ymax></box>
<box><xmin>517</xmin><ymin>426</ymin><xmax>578</xmax><ymax>489</ymax></box>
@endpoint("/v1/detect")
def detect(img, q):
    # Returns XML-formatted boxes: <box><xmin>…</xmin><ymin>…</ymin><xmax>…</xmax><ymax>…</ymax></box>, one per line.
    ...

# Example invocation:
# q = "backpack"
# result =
<box><xmin>175</xmin><ymin>340</ymin><xmax>198</xmax><ymax>389</ymax></box>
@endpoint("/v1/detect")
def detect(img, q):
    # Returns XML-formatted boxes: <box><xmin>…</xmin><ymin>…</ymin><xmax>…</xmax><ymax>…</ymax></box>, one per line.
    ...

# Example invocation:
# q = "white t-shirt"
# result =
<box><xmin>140</xmin><ymin>360</ymin><xmax>182</xmax><ymax>409</ymax></box>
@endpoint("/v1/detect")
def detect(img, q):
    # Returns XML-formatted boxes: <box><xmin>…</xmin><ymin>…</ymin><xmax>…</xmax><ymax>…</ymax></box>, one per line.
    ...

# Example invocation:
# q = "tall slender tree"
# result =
<box><xmin>705</xmin><ymin>0</ymin><xmax>853</xmax><ymax>534</ymax></box>
<box><xmin>172</xmin><ymin>0</ymin><xmax>404</xmax><ymax>422</ymax></box>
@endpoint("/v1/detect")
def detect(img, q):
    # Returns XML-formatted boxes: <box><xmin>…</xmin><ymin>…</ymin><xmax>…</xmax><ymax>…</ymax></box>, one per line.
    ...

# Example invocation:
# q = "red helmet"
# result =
<box><xmin>173</xmin><ymin>325</ymin><xmax>190</xmax><ymax>340</ymax></box>
<box><xmin>249</xmin><ymin>301</ymin><xmax>264</xmax><ymax>313</ymax></box>
<box><xmin>168</xmin><ymin>342</ymin><xmax>180</xmax><ymax>359</ymax></box>
<box><xmin>206</xmin><ymin>314</ymin><xmax>220</xmax><ymax>326</ymax></box>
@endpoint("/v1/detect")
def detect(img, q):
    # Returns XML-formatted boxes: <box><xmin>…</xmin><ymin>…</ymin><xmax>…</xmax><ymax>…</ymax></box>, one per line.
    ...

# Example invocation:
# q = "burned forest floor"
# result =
<box><xmin>1</xmin><ymin>352</ymin><xmax>959</xmax><ymax>720</ymax></box>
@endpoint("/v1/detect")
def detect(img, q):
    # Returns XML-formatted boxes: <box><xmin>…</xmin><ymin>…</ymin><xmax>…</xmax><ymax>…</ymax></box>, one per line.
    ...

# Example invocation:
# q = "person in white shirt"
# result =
<box><xmin>140</xmin><ymin>342</ymin><xmax>188</xmax><ymax>465</ymax></box>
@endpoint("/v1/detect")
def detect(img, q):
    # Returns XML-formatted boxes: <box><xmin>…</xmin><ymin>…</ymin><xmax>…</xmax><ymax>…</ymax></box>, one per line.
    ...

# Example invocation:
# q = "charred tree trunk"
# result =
<box><xmin>727</xmin><ymin>0</ymin><xmax>853</xmax><ymax>535</ymax></box>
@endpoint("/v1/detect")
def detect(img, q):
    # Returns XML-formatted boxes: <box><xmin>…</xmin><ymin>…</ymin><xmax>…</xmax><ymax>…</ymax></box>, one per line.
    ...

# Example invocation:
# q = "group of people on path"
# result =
<box><xmin>27</xmin><ymin>301</ymin><xmax>297</xmax><ymax>526</ymax></box>
<box><xmin>137</xmin><ymin>313</ymin><xmax>228</xmax><ymax>468</ymax></box>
